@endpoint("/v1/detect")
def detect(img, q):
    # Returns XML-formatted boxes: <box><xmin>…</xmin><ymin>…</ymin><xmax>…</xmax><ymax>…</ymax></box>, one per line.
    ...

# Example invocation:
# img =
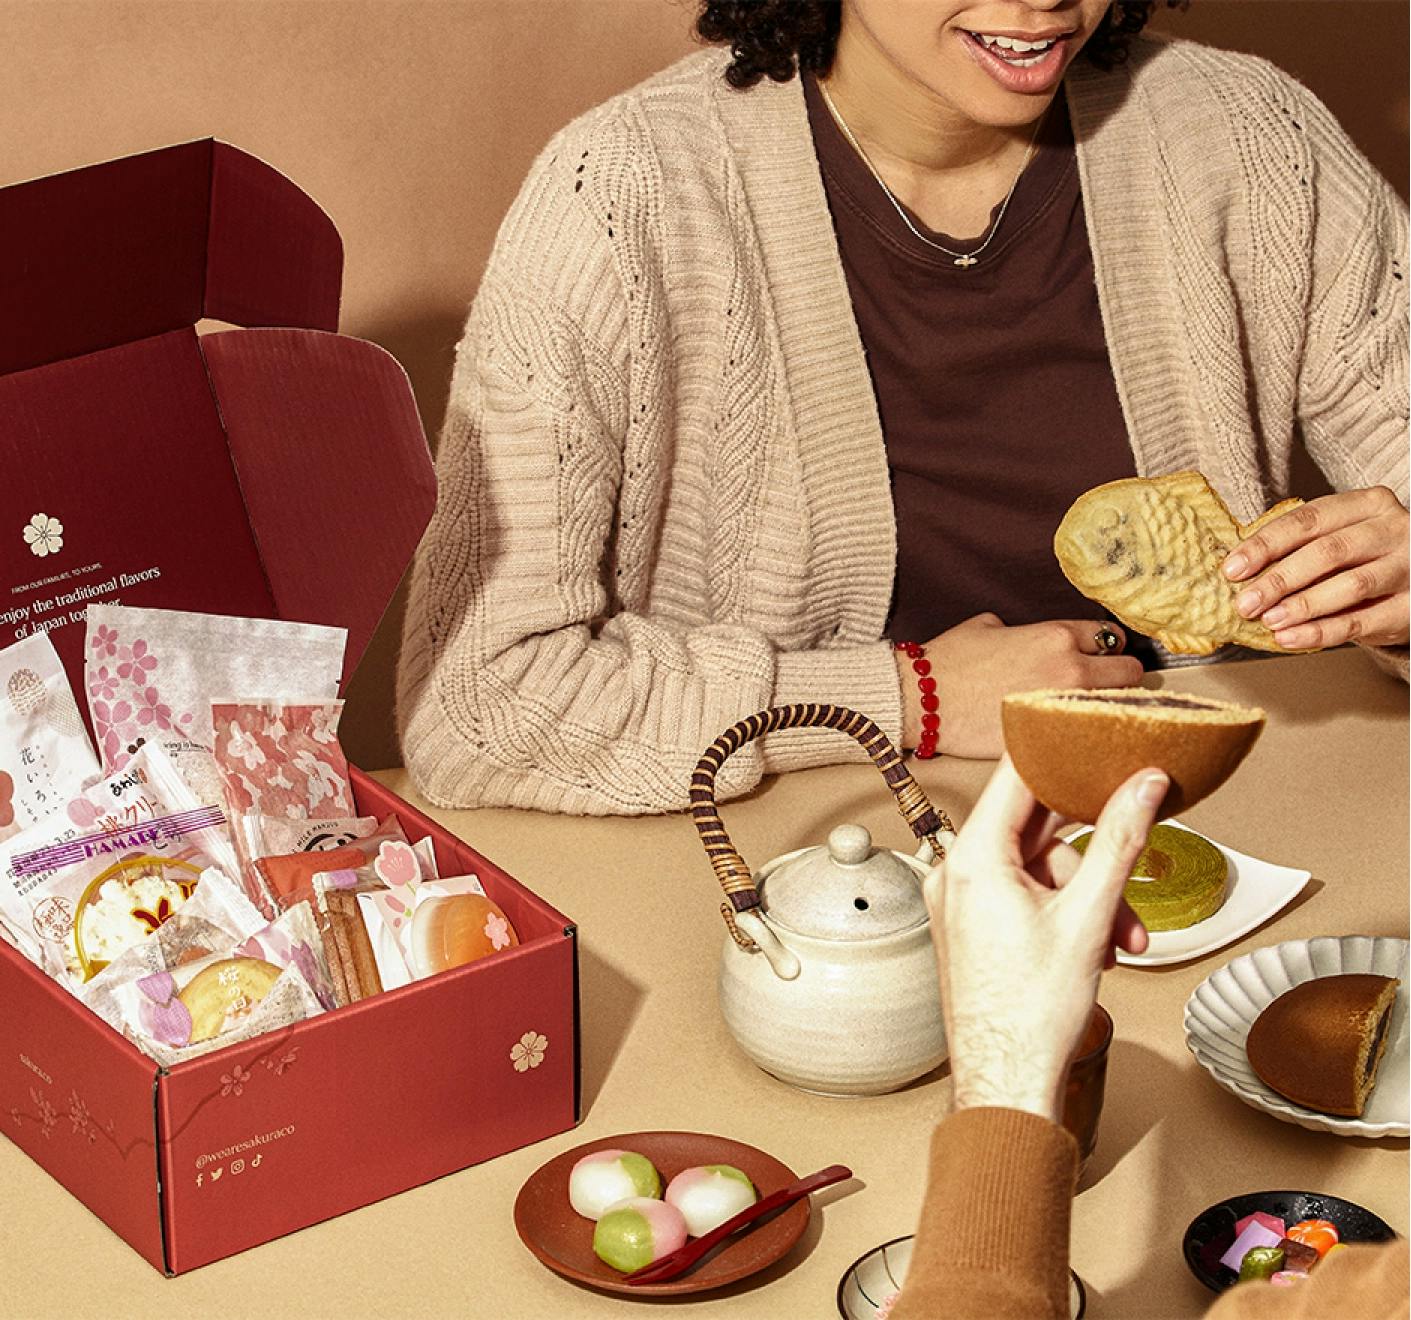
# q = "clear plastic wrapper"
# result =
<box><xmin>110</xmin><ymin>900</ymin><xmax>332</xmax><ymax>1065</ymax></box>
<box><xmin>0</xmin><ymin>743</ymin><xmax>231</xmax><ymax>968</ymax></box>
<box><xmin>4</xmin><ymin>804</ymin><xmax>241</xmax><ymax>989</ymax></box>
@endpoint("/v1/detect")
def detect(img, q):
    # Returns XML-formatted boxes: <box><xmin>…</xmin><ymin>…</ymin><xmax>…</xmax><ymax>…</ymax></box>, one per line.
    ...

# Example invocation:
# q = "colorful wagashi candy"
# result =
<box><xmin>568</xmin><ymin>1149</ymin><xmax>661</xmax><ymax>1221</ymax></box>
<box><xmin>1238</xmin><ymin>1246</ymin><xmax>1285</xmax><ymax>1281</ymax></box>
<box><xmin>592</xmin><ymin>1197</ymin><xmax>688</xmax><ymax>1272</ymax></box>
<box><xmin>664</xmin><ymin>1164</ymin><xmax>757</xmax><ymax>1236</ymax></box>
<box><xmin>1286</xmin><ymin>1219</ymin><xmax>1340</xmax><ymax>1258</ymax></box>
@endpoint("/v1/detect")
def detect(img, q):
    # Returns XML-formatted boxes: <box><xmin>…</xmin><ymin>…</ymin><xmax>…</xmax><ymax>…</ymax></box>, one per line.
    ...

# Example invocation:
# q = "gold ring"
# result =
<box><xmin>1094</xmin><ymin>625</ymin><xmax>1122</xmax><ymax>654</ymax></box>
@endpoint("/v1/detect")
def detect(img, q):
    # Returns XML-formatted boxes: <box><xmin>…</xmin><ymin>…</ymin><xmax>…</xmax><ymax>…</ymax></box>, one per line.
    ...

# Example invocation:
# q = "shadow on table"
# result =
<box><xmin>579</xmin><ymin>943</ymin><xmax>647</xmax><ymax>1116</ymax></box>
<box><xmin>1174</xmin><ymin>649</ymin><xmax>1406</xmax><ymax>730</ymax></box>
<box><xmin>1080</xmin><ymin>1039</ymin><xmax>1182</xmax><ymax>1193</ymax></box>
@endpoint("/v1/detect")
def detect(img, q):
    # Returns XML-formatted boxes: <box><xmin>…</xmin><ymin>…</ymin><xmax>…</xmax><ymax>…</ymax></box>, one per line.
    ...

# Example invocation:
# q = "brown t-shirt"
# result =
<box><xmin>804</xmin><ymin>77</ymin><xmax>1142</xmax><ymax>648</ymax></box>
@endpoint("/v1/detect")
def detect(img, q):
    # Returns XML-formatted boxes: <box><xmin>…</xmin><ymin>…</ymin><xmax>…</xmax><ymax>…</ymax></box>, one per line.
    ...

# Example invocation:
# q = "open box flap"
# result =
<box><xmin>0</xmin><ymin>140</ymin><xmax>341</xmax><ymax>378</ymax></box>
<box><xmin>0</xmin><ymin>142</ymin><xmax>431</xmax><ymax>692</ymax></box>
<box><xmin>203</xmin><ymin>329</ymin><xmax>437</xmax><ymax>688</ymax></box>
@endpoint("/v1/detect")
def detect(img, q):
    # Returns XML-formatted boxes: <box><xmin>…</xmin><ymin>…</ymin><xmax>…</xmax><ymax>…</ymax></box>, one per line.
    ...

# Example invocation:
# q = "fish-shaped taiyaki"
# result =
<box><xmin>1053</xmin><ymin>472</ymin><xmax>1307</xmax><ymax>655</ymax></box>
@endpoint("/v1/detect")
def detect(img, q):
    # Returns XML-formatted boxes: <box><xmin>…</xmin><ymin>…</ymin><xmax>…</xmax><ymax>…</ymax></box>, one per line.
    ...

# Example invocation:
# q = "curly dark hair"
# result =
<box><xmin>696</xmin><ymin>1</ymin><xmax>1187</xmax><ymax>89</ymax></box>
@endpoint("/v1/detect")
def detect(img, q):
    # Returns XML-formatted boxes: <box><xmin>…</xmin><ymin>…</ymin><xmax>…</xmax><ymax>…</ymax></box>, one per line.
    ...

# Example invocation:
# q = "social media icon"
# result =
<box><xmin>251</xmin><ymin>1153</ymin><xmax>263</xmax><ymax>1168</ymax></box>
<box><xmin>231</xmin><ymin>1159</ymin><xmax>245</xmax><ymax>1175</ymax></box>
<box><xmin>196</xmin><ymin>1172</ymin><xmax>204</xmax><ymax>1188</ymax></box>
<box><xmin>210</xmin><ymin>1167</ymin><xmax>223</xmax><ymax>1182</ymax></box>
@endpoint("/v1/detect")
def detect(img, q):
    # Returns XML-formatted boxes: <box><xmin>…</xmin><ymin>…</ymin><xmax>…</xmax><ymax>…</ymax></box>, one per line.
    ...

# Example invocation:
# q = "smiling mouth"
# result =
<box><xmin>964</xmin><ymin>29</ymin><xmax>1070</xmax><ymax>67</ymax></box>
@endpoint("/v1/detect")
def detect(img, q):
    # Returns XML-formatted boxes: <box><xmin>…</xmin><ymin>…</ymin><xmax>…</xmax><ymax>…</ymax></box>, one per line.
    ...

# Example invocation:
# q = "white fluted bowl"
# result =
<box><xmin>1184</xmin><ymin>936</ymin><xmax>1409</xmax><ymax>1138</ymax></box>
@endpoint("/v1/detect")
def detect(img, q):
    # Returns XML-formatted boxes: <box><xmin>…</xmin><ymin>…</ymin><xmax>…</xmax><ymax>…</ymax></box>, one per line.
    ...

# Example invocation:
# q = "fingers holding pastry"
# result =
<box><xmin>1223</xmin><ymin>487</ymin><xmax>1409</xmax><ymax>646</ymax></box>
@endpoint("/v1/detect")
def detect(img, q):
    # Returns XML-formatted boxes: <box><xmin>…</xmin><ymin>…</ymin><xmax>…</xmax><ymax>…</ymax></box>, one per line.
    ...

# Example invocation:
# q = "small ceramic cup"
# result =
<box><xmin>1062</xmin><ymin>1004</ymin><xmax>1113</xmax><ymax>1178</ymax></box>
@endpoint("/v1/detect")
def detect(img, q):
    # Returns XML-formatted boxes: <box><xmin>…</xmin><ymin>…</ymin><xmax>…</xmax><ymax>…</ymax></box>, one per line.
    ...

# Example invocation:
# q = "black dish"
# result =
<box><xmin>1183</xmin><ymin>1190</ymin><xmax>1396</xmax><ymax>1293</ymax></box>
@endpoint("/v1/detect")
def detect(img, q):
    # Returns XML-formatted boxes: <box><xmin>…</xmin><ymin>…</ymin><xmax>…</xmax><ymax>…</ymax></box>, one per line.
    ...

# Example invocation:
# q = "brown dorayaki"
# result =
<box><xmin>1246</xmin><ymin>974</ymin><xmax>1400</xmax><ymax>1117</ymax></box>
<box><xmin>1001</xmin><ymin>688</ymin><xmax>1266</xmax><ymax>823</ymax></box>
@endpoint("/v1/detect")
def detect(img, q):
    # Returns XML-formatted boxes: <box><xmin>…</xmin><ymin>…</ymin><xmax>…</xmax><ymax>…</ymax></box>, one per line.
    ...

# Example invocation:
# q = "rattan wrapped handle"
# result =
<box><xmin>690</xmin><ymin>704</ymin><xmax>955</xmax><ymax>950</ymax></box>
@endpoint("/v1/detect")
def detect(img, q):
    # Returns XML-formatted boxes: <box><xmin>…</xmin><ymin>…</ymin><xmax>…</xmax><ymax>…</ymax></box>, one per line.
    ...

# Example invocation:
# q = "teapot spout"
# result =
<box><xmin>735</xmin><ymin>910</ymin><xmax>801</xmax><ymax>980</ymax></box>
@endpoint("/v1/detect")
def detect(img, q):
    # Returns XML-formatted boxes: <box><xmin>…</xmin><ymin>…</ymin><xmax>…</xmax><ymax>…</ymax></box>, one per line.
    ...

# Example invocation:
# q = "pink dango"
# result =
<box><xmin>568</xmin><ymin>1149</ymin><xmax>661</xmax><ymax>1221</ymax></box>
<box><xmin>592</xmin><ymin>1197</ymin><xmax>688</xmax><ymax>1272</ymax></box>
<box><xmin>664</xmin><ymin>1164</ymin><xmax>758</xmax><ymax>1237</ymax></box>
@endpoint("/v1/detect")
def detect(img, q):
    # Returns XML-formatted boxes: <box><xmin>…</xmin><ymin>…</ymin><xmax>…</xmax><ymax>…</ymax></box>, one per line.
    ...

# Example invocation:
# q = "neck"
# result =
<box><xmin>825</xmin><ymin>17</ymin><xmax>1033</xmax><ymax>176</ymax></box>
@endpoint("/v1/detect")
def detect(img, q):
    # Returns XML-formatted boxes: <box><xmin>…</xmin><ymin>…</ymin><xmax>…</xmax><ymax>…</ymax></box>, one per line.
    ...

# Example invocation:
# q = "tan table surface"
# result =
<box><xmin>2</xmin><ymin>648</ymin><xmax>1407</xmax><ymax>1318</ymax></box>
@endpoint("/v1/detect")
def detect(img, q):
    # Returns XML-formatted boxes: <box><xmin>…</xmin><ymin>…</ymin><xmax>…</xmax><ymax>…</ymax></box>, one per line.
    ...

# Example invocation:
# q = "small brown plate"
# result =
<box><xmin>514</xmin><ymin>1130</ymin><xmax>810</xmax><ymax>1296</ymax></box>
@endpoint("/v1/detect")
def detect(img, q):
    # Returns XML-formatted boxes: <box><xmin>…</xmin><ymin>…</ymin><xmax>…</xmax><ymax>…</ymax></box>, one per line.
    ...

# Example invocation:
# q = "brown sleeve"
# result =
<box><xmin>1206</xmin><ymin>1239</ymin><xmax>1408</xmax><ymax>1320</ymax></box>
<box><xmin>888</xmin><ymin>1108</ymin><xmax>1077</xmax><ymax>1320</ymax></box>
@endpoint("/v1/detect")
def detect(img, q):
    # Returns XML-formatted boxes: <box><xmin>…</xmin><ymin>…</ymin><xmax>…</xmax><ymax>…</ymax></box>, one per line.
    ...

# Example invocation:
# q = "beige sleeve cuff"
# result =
<box><xmin>761</xmin><ymin>643</ymin><xmax>904</xmax><ymax>773</ymax></box>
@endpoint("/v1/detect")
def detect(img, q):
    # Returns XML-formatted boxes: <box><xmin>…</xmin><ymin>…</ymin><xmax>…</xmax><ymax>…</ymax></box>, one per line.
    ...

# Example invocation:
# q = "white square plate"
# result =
<box><xmin>1063</xmin><ymin>820</ymin><xmax>1310</xmax><ymax>968</ymax></box>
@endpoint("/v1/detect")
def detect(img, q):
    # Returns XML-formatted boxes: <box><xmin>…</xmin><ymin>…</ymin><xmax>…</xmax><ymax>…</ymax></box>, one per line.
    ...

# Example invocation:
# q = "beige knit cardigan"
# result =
<box><xmin>398</xmin><ymin>36</ymin><xmax>1409</xmax><ymax>815</ymax></box>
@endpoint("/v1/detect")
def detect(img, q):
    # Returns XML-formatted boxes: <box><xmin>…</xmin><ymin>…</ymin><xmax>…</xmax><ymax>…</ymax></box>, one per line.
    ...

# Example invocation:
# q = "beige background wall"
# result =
<box><xmin>5</xmin><ymin>0</ymin><xmax>1406</xmax><ymax>769</ymax></box>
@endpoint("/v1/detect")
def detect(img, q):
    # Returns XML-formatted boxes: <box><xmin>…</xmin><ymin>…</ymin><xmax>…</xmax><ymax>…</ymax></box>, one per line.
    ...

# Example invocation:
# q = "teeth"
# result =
<box><xmin>975</xmin><ymin>32</ymin><xmax>1056</xmax><ymax>54</ymax></box>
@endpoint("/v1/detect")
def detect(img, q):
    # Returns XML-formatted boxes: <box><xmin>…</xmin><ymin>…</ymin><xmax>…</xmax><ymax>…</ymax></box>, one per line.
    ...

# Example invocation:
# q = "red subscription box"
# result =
<box><xmin>0</xmin><ymin>141</ymin><xmax>580</xmax><ymax>1274</ymax></box>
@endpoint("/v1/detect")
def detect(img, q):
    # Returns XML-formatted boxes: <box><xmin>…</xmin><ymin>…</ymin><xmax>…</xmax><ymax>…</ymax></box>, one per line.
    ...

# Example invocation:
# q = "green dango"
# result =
<box><xmin>1070</xmin><ymin>823</ymin><xmax>1227</xmax><ymax>931</ymax></box>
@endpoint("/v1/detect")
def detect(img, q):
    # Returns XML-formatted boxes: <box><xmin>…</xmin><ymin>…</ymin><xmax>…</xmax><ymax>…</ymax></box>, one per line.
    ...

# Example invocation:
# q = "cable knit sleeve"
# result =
<box><xmin>1291</xmin><ymin>83</ymin><xmax>1410</xmax><ymax>679</ymax></box>
<box><xmin>396</xmin><ymin>98</ymin><xmax>902</xmax><ymax>815</ymax></box>
<box><xmin>1293</xmin><ymin>84</ymin><xmax>1408</xmax><ymax>503</ymax></box>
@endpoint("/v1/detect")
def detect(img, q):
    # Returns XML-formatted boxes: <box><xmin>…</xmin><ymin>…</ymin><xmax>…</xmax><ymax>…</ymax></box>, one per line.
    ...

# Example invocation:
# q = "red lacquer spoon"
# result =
<box><xmin>624</xmin><ymin>1163</ymin><xmax>853</xmax><ymax>1286</ymax></box>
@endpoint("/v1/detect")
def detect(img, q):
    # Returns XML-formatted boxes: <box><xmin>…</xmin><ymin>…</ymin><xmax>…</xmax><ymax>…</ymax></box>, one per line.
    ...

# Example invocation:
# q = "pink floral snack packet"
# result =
<box><xmin>111</xmin><ymin>901</ymin><xmax>332</xmax><ymax>1065</ymax></box>
<box><xmin>211</xmin><ymin>700</ymin><xmax>355</xmax><ymax>819</ymax></box>
<box><xmin>211</xmin><ymin>699</ymin><xmax>357</xmax><ymax>915</ymax></box>
<box><xmin>0</xmin><ymin>632</ymin><xmax>100</xmax><ymax>843</ymax></box>
<box><xmin>84</xmin><ymin>604</ymin><xmax>346</xmax><ymax>802</ymax></box>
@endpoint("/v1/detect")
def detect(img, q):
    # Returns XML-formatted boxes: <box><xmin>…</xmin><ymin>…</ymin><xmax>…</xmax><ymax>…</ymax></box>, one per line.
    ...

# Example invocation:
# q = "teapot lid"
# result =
<box><xmin>758</xmin><ymin>824</ymin><xmax>929</xmax><ymax>941</ymax></box>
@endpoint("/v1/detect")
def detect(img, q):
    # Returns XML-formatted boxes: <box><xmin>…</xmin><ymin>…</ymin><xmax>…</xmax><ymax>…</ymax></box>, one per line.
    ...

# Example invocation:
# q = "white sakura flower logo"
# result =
<box><xmin>485</xmin><ymin>911</ymin><xmax>512</xmax><ymax>951</ymax></box>
<box><xmin>22</xmin><ymin>513</ymin><xmax>63</xmax><ymax>558</ymax></box>
<box><xmin>510</xmin><ymin>1031</ymin><xmax>548</xmax><ymax>1072</ymax></box>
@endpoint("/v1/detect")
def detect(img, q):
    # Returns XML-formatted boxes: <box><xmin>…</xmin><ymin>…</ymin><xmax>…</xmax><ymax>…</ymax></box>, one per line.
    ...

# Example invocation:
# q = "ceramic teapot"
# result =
<box><xmin>691</xmin><ymin>704</ymin><xmax>957</xmax><ymax>1096</ymax></box>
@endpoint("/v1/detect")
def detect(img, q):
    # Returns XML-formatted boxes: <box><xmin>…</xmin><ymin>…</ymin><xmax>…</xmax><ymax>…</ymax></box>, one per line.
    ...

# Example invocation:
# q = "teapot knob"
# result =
<box><xmin>827</xmin><ymin>824</ymin><xmax>873</xmax><ymax>866</ymax></box>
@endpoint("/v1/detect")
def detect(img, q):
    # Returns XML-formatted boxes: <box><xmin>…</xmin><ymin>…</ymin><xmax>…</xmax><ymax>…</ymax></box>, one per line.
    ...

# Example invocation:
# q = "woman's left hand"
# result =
<box><xmin>1222</xmin><ymin>486</ymin><xmax>1409</xmax><ymax>649</ymax></box>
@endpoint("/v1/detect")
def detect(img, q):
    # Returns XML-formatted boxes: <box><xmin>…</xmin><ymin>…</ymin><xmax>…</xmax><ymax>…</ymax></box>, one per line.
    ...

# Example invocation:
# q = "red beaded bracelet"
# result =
<box><xmin>893</xmin><ymin>640</ymin><xmax>939</xmax><ymax>759</ymax></box>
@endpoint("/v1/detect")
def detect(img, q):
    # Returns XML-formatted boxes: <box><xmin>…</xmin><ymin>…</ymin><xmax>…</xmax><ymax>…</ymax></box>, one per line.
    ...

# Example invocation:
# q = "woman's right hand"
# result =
<box><xmin>898</xmin><ymin>613</ymin><xmax>1144</xmax><ymax>757</ymax></box>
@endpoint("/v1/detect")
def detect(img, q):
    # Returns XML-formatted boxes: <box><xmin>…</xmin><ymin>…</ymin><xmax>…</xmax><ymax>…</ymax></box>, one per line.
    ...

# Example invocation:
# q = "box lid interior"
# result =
<box><xmin>0</xmin><ymin>139</ymin><xmax>435</xmax><ymax>694</ymax></box>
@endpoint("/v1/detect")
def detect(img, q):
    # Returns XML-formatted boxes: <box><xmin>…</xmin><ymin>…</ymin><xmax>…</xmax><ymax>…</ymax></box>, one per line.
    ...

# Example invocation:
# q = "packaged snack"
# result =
<box><xmin>211</xmin><ymin>699</ymin><xmax>355</xmax><ymax>819</ymax></box>
<box><xmin>84</xmin><ymin>604</ymin><xmax>346</xmax><ymax>799</ymax></box>
<box><xmin>0</xmin><ymin>632</ymin><xmax>101</xmax><ymax>842</ymax></box>
<box><xmin>236</xmin><ymin>813</ymin><xmax>379</xmax><ymax>860</ymax></box>
<box><xmin>358</xmin><ymin>876</ymin><xmax>516</xmax><ymax>992</ymax></box>
<box><xmin>111</xmin><ymin>900</ymin><xmax>331</xmax><ymax>1064</ymax></box>
<box><xmin>254</xmin><ymin>818</ymin><xmax>435</xmax><ymax>911</ymax></box>
<box><xmin>79</xmin><ymin>865</ymin><xmax>270</xmax><ymax>1030</ymax></box>
<box><xmin>314</xmin><ymin>881</ymin><xmax>384</xmax><ymax>1007</ymax></box>
<box><xmin>6</xmin><ymin>804</ymin><xmax>240</xmax><ymax>988</ymax></box>
<box><xmin>0</xmin><ymin>743</ymin><xmax>226</xmax><ymax>967</ymax></box>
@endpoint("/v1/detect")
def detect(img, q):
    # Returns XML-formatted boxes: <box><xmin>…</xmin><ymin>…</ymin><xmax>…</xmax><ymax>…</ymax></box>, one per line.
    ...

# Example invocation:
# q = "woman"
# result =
<box><xmin>398</xmin><ymin>0</ymin><xmax>1408</xmax><ymax>815</ymax></box>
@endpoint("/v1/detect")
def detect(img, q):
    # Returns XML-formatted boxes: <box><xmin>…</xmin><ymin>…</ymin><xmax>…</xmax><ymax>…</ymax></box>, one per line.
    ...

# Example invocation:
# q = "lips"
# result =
<box><xmin>961</xmin><ymin>27</ymin><xmax>1073</xmax><ymax>94</ymax></box>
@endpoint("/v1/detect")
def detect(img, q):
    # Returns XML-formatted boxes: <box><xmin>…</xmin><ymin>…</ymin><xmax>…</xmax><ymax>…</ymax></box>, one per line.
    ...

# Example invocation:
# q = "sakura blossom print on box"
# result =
<box><xmin>84</xmin><ymin>604</ymin><xmax>346</xmax><ymax>802</ymax></box>
<box><xmin>0</xmin><ymin>632</ymin><xmax>100</xmax><ymax>842</ymax></box>
<box><xmin>211</xmin><ymin>701</ymin><xmax>355</xmax><ymax>821</ymax></box>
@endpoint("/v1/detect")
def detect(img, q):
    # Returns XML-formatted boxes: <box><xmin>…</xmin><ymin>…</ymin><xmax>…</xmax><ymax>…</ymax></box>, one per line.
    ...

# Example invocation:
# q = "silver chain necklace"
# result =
<box><xmin>818</xmin><ymin>79</ymin><xmax>1044</xmax><ymax>268</ymax></box>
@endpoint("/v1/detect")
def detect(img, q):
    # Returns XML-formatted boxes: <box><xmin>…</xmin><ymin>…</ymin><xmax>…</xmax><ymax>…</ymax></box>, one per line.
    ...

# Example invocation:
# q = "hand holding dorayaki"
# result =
<box><xmin>1221</xmin><ymin>485</ymin><xmax>1409</xmax><ymax>650</ymax></box>
<box><xmin>898</xmin><ymin>613</ymin><xmax>1143</xmax><ymax>757</ymax></box>
<box><xmin>923</xmin><ymin>759</ymin><xmax>1162</xmax><ymax>1122</ymax></box>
